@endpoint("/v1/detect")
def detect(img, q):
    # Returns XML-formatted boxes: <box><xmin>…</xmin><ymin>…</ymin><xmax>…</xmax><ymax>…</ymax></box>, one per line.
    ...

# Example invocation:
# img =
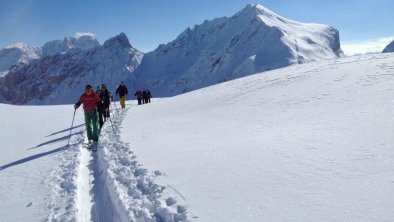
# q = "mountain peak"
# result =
<box><xmin>237</xmin><ymin>4</ymin><xmax>278</xmax><ymax>19</ymax></box>
<box><xmin>382</xmin><ymin>40</ymin><xmax>394</xmax><ymax>53</ymax></box>
<box><xmin>103</xmin><ymin>33</ymin><xmax>132</xmax><ymax>49</ymax></box>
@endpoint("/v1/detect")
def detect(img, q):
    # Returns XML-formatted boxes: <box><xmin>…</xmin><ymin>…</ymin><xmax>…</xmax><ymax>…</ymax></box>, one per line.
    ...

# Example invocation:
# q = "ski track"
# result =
<box><xmin>46</xmin><ymin>103</ymin><xmax>189</xmax><ymax>222</ymax></box>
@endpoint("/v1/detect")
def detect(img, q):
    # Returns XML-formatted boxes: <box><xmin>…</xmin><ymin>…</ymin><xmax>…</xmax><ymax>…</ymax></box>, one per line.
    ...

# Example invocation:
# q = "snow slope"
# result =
<box><xmin>1</xmin><ymin>52</ymin><xmax>394</xmax><ymax>222</ymax></box>
<box><xmin>0</xmin><ymin>104</ymin><xmax>85</xmax><ymax>221</ymax></box>
<box><xmin>121</xmin><ymin>52</ymin><xmax>394</xmax><ymax>221</ymax></box>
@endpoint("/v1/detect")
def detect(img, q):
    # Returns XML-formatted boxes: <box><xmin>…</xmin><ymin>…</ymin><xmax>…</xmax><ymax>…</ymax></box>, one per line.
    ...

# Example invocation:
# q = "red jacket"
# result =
<box><xmin>77</xmin><ymin>93</ymin><xmax>101</xmax><ymax>112</ymax></box>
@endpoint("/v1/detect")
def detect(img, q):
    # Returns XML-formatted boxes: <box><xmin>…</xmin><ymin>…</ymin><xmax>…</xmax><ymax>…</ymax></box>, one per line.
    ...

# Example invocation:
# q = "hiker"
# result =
<box><xmin>74</xmin><ymin>84</ymin><xmax>101</xmax><ymax>142</ymax></box>
<box><xmin>134</xmin><ymin>89</ymin><xmax>143</xmax><ymax>105</ymax></box>
<box><xmin>142</xmin><ymin>89</ymin><xmax>148</xmax><ymax>104</ymax></box>
<box><xmin>95</xmin><ymin>85</ymin><xmax>105</xmax><ymax>130</ymax></box>
<box><xmin>100</xmin><ymin>84</ymin><xmax>112</xmax><ymax>120</ymax></box>
<box><xmin>146</xmin><ymin>88</ymin><xmax>152</xmax><ymax>103</ymax></box>
<box><xmin>116</xmin><ymin>81</ymin><xmax>128</xmax><ymax>109</ymax></box>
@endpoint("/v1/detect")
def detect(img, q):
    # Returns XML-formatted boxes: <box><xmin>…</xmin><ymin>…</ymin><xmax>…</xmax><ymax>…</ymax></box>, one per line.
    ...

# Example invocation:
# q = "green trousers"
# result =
<box><xmin>84</xmin><ymin>111</ymin><xmax>99</xmax><ymax>141</ymax></box>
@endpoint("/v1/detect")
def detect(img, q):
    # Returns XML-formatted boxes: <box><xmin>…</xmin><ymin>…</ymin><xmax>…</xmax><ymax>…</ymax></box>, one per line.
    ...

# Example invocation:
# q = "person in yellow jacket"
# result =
<box><xmin>115</xmin><ymin>81</ymin><xmax>128</xmax><ymax>109</ymax></box>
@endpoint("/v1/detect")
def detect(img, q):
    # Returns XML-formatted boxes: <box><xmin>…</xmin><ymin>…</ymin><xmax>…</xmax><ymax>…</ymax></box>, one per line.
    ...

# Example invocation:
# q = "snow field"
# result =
<box><xmin>121</xmin><ymin>52</ymin><xmax>394</xmax><ymax>221</ymax></box>
<box><xmin>97</xmin><ymin>106</ymin><xmax>189</xmax><ymax>221</ymax></box>
<box><xmin>1</xmin><ymin>52</ymin><xmax>394</xmax><ymax>221</ymax></box>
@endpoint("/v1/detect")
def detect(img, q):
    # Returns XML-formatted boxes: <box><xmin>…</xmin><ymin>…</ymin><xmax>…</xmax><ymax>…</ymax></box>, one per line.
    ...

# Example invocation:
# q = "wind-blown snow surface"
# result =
<box><xmin>121</xmin><ymin>53</ymin><xmax>394</xmax><ymax>221</ymax></box>
<box><xmin>1</xmin><ymin>53</ymin><xmax>394</xmax><ymax>222</ymax></box>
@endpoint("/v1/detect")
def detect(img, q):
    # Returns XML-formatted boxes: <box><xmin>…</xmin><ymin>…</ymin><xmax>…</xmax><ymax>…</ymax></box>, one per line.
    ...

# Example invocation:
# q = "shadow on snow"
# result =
<box><xmin>0</xmin><ymin>146</ymin><xmax>66</xmax><ymax>171</ymax></box>
<box><xmin>46</xmin><ymin>123</ymin><xmax>85</xmax><ymax>137</ymax></box>
<box><xmin>28</xmin><ymin>131</ymin><xmax>83</xmax><ymax>150</ymax></box>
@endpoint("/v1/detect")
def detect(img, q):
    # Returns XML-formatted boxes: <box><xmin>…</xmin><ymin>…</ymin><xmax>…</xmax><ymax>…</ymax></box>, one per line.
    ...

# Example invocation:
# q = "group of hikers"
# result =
<box><xmin>74</xmin><ymin>81</ymin><xmax>152</xmax><ymax>144</ymax></box>
<box><xmin>134</xmin><ymin>88</ymin><xmax>152</xmax><ymax>105</ymax></box>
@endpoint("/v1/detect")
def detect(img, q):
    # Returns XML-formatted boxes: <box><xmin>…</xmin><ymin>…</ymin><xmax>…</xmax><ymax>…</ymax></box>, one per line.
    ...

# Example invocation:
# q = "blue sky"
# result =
<box><xmin>0</xmin><ymin>0</ymin><xmax>393</xmax><ymax>55</ymax></box>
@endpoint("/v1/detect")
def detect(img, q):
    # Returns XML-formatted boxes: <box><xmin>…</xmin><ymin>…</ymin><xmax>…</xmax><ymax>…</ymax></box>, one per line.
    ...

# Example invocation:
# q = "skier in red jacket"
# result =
<box><xmin>74</xmin><ymin>85</ymin><xmax>101</xmax><ymax>142</ymax></box>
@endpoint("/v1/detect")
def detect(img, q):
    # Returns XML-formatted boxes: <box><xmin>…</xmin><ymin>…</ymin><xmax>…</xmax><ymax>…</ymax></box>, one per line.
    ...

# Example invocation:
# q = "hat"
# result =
<box><xmin>85</xmin><ymin>84</ymin><xmax>92</xmax><ymax>89</ymax></box>
<box><xmin>101</xmin><ymin>84</ymin><xmax>106</xmax><ymax>88</ymax></box>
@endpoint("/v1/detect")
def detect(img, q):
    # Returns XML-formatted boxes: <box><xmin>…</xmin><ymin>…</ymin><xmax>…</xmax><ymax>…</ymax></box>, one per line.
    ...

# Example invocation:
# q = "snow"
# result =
<box><xmin>121</xmin><ymin>53</ymin><xmax>394</xmax><ymax>221</ymax></box>
<box><xmin>0</xmin><ymin>104</ymin><xmax>84</xmax><ymax>221</ymax></box>
<box><xmin>0</xmin><ymin>52</ymin><xmax>394</xmax><ymax>221</ymax></box>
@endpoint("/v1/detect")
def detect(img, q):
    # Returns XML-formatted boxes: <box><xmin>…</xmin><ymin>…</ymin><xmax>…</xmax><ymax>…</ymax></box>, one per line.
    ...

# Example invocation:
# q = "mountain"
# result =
<box><xmin>130</xmin><ymin>4</ymin><xmax>343</xmax><ymax>96</ymax></box>
<box><xmin>0</xmin><ymin>33</ymin><xmax>99</xmax><ymax>78</ymax></box>
<box><xmin>42</xmin><ymin>33</ymin><xmax>100</xmax><ymax>56</ymax></box>
<box><xmin>0</xmin><ymin>4</ymin><xmax>342</xmax><ymax>104</ymax></box>
<box><xmin>382</xmin><ymin>40</ymin><xmax>394</xmax><ymax>53</ymax></box>
<box><xmin>0</xmin><ymin>43</ymin><xmax>41</xmax><ymax>77</ymax></box>
<box><xmin>0</xmin><ymin>33</ymin><xmax>143</xmax><ymax>104</ymax></box>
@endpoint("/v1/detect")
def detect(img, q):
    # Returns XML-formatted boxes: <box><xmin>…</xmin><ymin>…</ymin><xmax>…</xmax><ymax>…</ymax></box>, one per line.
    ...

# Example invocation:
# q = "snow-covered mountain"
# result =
<box><xmin>382</xmin><ymin>40</ymin><xmax>394</xmax><ymax>53</ymax></box>
<box><xmin>131</xmin><ymin>4</ymin><xmax>343</xmax><ymax>96</ymax></box>
<box><xmin>0</xmin><ymin>33</ymin><xmax>143</xmax><ymax>104</ymax></box>
<box><xmin>41</xmin><ymin>33</ymin><xmax>100</xmax><ymax>56</ymax></box>
<box><xmin>0</xmin><ymin>4</ymin><xmax>342</xmax><ymax>104</ymax></box>
<box><xmin>0</xmin><ymin>33</ymin><xmax>99</xmax><ymax>78</ymax></box>
<box><xmin>0</xmin><ymin>43</ymin><xmax>41</xmax><ymax>77</ymax></box>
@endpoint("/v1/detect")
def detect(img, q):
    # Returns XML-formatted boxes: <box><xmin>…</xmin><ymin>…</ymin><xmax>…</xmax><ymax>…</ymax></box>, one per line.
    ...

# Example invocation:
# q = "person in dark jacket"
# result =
<box><xmin>146</xmin><ymin>89</ymin><xmax>152</xmax><ymax>103</ymax></box>
<box><xmin>100</xmin><ymin>84</ymin><xmax>112</xmax><ymax>120</ymax></box>
<box><xmin>142</xmin><ymin>89</ymin><xmax>148</xmax><ymax>104</ymax></box>
<box><xmin>134</xmin><ymin>89</ymin><xmax>143</xmax><ymax>105</ymax></box>
<box><xmin>115</xmin><ymin>81</ymin><xmax>128</xmax><ymax>109</ymax></box>
<box><xmin>74</xmin><ymin>85</ymin><xmax>101</xmax><ymax>142</ymax></box>
<box><xmin>95</xmin><ymin>86</ymin><xmax>105</xmax><ymax>130</ymax></box>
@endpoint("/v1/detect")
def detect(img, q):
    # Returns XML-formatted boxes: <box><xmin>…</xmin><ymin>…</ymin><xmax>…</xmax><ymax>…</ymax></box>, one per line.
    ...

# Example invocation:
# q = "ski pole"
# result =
<box><xmin>67</xmin><ymin>109</ymin><xmax>77</xmax><ymax>147</ymax></box>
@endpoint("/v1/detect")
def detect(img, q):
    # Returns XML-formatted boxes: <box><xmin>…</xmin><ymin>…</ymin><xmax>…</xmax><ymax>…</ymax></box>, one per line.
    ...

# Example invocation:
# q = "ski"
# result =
<box><xmin>83</xmin><ymin>141</ymin><xmax>98</xmax><ymax>151</ymax></box>
<box><xmin>91</xmin><ymin>142</ymin><xmax>98</xmax><ymax>152</ymax></box>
